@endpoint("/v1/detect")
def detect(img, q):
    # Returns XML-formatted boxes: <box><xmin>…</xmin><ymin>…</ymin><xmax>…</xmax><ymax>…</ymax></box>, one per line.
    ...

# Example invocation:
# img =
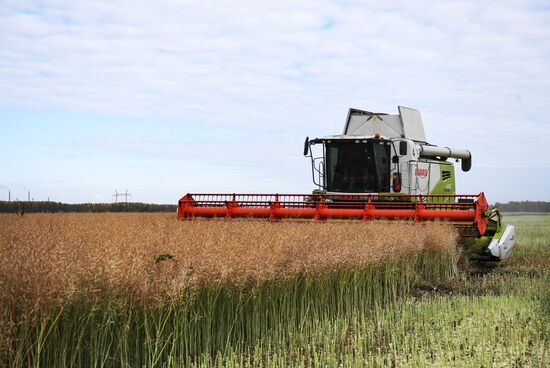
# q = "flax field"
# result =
<box><xmin>0</xmin><ymin>213</ymin><xmax>548</xmax><ymax>367</ymax></box>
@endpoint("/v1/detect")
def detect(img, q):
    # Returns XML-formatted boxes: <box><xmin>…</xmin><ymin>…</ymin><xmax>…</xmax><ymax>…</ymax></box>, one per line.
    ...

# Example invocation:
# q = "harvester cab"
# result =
<box><xmin>303</xmin><ymin>106</ymin><xmax>470</xmax><ymax>197</ymax></box>
<box><xmin>178</xmin><ymin>106</ymin><xmax>515</xmax><ymax>261</ymax></box>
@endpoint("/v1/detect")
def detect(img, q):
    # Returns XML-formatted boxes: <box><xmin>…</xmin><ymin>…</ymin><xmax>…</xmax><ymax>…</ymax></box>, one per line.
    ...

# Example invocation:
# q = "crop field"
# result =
<box><xmin>0</xmin><ymin>213</ymin><xmax>548</xmax><ymax>367</ymax></box>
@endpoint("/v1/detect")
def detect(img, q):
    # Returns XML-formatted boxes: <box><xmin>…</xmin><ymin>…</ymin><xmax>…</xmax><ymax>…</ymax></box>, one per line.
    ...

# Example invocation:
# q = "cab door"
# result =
<box><xmin>410</xmin><ymin>161</ymin><xmax>430</xmax><ymax>195</ymax></box>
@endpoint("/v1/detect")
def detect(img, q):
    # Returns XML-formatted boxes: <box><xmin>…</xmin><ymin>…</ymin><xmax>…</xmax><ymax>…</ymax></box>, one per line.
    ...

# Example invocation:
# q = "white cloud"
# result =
<box><xmin>1</xmin><ymin>0</ymin><xmax>549</xmax><ymax>201</ymax></box>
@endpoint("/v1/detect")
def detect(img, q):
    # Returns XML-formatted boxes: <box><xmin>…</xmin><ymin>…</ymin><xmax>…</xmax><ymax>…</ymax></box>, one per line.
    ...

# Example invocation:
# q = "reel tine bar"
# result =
<box><xmin>178</xmin><ymin>193</ymin><xmax>489</xmax><ymax>237</ymax></box>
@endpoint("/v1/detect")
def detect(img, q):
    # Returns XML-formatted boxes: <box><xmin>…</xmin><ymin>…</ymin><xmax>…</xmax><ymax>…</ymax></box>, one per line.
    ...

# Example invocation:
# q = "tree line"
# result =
<box><xmin>0</xmin><ymin>201</ymin><xmax>177</xmax><ymax>214</ymax></box>
<box><xmin>494</xmin><ymin>201</ymin><xmax>550</xmax><ymax>213</ymax></box>
<box><xmin>0</xmin><ymin>200</ymin><xmax>548</xmax><ymax>214</ymax></box>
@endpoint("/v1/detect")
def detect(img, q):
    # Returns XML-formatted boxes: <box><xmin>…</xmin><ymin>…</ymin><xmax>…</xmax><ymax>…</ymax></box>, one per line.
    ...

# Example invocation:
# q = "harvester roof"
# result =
<box><xmin>310</xmin><ymin>135</ymin><xmax>394</xmax><ymax>142</ymax></box>
<box><xmin>343</xmin><ymin>106</ymin><xmax>427</xmax><ymax>143</ymax></box>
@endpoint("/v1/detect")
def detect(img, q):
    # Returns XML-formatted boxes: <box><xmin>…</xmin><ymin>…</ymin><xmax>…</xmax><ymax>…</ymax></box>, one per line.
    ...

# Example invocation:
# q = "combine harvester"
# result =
<box><xmin>178</xmin><ymin>107</ymin><xmax>514</xmax><ymax>260</ymax></box>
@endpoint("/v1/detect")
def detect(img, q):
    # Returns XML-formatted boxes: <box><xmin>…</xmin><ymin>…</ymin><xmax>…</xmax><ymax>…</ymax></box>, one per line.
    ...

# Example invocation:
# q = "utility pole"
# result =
<box><xmin>28</xmin><ymin>190</ymin><xmax>30</xmax><ymax>202</ymax></box>
<box><xmin>113</xmin><ymin>190</ymin><xmax>131</xmax><ymax>203</ymax></box>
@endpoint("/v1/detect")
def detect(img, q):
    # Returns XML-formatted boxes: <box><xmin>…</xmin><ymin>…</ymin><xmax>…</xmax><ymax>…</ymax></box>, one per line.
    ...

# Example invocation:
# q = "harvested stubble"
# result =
<box><xmin>0</xmin><ymin>213</ymin><xmax>458</xmax><ymax>367</ymax></box>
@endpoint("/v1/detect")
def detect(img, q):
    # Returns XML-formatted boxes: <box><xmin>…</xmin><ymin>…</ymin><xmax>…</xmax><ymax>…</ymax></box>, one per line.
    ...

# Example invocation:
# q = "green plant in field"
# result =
<box><xmin>1</xmin><ymin>213</ymin><xmax>548</xmax><ymax>367</ymax></box>
<box><xmin>156</xmin><ymin>253</ymin><xmax>175</xmax><ymax>263</ymax></box>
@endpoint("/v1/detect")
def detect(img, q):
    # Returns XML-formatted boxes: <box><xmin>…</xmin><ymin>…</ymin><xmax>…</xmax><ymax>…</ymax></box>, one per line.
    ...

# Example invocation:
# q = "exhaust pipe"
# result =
<box><xmin>419</xmin><ymin>145</ymin><xmax>472</xmax><ymax>171</ymax></box>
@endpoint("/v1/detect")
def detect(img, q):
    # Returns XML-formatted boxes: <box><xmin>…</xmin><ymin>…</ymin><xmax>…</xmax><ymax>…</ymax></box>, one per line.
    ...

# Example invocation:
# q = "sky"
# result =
<box><xmin>1</xmin><ymin>0</ymin><xmax>549</xmax><ymax>204</ymax></box>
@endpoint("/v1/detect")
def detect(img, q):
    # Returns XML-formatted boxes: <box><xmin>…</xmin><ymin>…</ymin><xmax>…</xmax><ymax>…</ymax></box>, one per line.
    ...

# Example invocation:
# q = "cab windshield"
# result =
<box><xmin>325</xmin><ymin>140</ymin><xmax>390</xmax><ymax>193</ymax></box>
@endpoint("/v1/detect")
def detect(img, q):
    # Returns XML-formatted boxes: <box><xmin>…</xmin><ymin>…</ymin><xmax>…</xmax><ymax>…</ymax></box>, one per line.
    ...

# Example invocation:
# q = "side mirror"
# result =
<box><xmin>461</xmin><ymin>156</ymin><xmax>472</xmax><ymax>172</ymax></box>
<box><xmin>399</xmin><ymin>141</ymin><xmax>408</xmax><ymax>156</ymax></box>
<box><xmin>303</xmin><ymin>137</ymin><xmax>310</xmax><ymax>156</ymax></box>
